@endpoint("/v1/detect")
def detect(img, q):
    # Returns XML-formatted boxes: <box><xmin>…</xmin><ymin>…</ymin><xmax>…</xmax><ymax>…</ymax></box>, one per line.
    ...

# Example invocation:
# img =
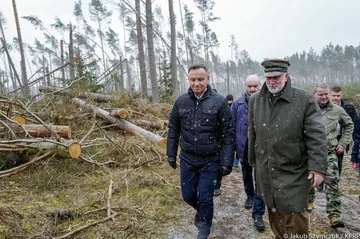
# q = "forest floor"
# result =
<box><xmin>166</xmin><ymin>158</ymin><xmax>360</xmax><ymax>239</ymax></box>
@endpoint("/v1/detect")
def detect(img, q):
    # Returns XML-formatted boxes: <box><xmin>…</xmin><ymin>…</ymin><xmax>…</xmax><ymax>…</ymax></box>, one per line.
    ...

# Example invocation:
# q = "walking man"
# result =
<box><xmin>167</xmin><ymin>64</ymin><xmax>235</xmax><ymax>239</ymax></box>
<box><xmin>309</xmin><ymin>82</ymin><xmax>353</xmax><ymax>228</ymax></box>
<box><xmin>330</xmin><ymin>86</ymin><xmax>357</xmax><ymax>177</ymax></box>
<box><xmin>231</xmin><ymin>75</ymin><xmax>266</xmax><ymax>231</ymax></box>
<box><xmin>248</xmin><ymin>59</ymin><xmax>327</xmax><ymax>238</ymax></box>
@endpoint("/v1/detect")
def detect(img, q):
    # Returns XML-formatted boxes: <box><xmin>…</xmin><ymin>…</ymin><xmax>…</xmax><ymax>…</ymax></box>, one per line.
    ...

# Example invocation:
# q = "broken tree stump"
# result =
<box><xmin>71</xmin><ymin>98</ymin><xmax>166</xmax><ymax>146</ymax></box>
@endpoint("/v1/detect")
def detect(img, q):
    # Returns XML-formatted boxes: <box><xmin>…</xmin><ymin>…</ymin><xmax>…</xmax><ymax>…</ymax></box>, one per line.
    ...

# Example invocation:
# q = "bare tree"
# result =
<box><xmin>12</xmin><ymin>0</ymin><xmax>30</xmax><ymax>96</ymax></box>
<box><xmin>146</xmin><ymin>0</ymin><xmax>159</xmax><ymax>102</ymax></box>
<box><xmin>135</xmin><ymin>0</ymin><xmax>147</xmax><ymax>97</ymax></box>
<box><xmin>169</xmin><ymin>0</ymin><xmax>178</xmax><ymax>98</ymax></box>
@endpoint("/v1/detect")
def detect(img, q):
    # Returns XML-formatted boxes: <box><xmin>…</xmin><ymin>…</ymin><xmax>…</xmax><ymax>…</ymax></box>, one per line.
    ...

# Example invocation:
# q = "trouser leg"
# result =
<box><xmin>241</xmin><ymin>159</ymin><xmax>254</xmax><ymax>198</ymax></box>
<box><xmin>252</xmin><ymin>169</ymin><xmax>265</xmax><ymax>218</ymax></box>
<box><xmin>325</xmin><ymin>153</ymin><xmax>341</xmax><ymax>219</ymax></box>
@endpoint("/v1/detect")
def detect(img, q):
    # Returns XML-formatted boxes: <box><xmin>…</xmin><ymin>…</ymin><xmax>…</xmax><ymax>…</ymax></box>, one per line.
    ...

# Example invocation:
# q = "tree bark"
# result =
<box><xmin>60</xmin><ymin>40</ymin><xmax>66</xmax><ymax>87</ymax></box>
<box><xmin>109</xmin><ymin>109</ymin><xmax>129</xmax><ymax>119</ymax></box>
<box><xmin>69</xmin><ymin>23</ymin><xmax>75</xmax><ymax>79</ymax></box>
<box><xmin>146</xmin><ymin>0</ymin><xmax>159</xmax><ymax>103</ymax></box>
<box><xmin>168</xmin><ymin>0</ymin><xmax>178</xmax><ymax>99</ymax></box>
<box><xmin>12</xmin><ymin>0</ymin><xmax>30</xmax><ymax>96</ymax></box>
<box><xmin>135</xmin><ymin>0</ymin><xmax>148</xmax><ymax>97</ymax></box>
<box><xmin>72</xmin><ymin>98</ymin><xmax>166</xmax><ymax>146</ymax></box>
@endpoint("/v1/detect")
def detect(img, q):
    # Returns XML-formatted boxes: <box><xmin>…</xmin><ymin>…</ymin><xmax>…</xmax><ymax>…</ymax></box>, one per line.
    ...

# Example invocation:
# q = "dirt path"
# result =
<box><xmin>167</xmin><ymin>159</ymin><xmax>360</xmax><ymax>239</ymax></box>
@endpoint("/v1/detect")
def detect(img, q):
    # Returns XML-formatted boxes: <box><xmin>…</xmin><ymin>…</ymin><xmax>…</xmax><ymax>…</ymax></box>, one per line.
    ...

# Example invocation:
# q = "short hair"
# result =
<box><xmin>331</xmin><ymin>86</ymin><xmax>342</xmax><ymax>92</ymax></box>
<box><xmin>188</xmin><ymin>64</ymin><xmax>208</xmax><ymax>74</ymax></box>
<box><xmin>314</xmin><ymin>82</ymin><xmax>330</xmax><ymax>91</ymax></box>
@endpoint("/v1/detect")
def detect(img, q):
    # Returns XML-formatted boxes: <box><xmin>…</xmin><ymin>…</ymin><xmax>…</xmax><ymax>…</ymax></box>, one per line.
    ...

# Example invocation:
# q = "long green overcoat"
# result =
<box><xmin>248</xmin><ymin>80</ymin><xmax>327</xmax><ymax>213</ymax></box>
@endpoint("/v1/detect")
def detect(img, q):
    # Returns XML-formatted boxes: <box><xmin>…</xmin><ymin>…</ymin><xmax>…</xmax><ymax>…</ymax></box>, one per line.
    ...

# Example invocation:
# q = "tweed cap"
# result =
<box><xmin>261</xmin><ymin>59</ymin><xmax>291</xmax><ymax>77</ymax></box>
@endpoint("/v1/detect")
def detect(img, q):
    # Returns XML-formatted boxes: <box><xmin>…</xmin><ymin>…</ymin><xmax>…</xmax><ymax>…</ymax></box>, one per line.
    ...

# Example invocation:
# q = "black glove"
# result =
<box><xmin>221</xmin><ymin>165</ymin><xmax>232</xmax><ymax>176</ymax></box>
<box><xmin>168</xmin><ymin>157</ymin><xmax>177</xmax><ymax>169</ymax></box>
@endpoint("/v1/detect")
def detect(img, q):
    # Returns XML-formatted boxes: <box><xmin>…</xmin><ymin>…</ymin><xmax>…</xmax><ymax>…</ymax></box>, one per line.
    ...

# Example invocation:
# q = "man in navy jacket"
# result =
<box><xmin>167</xmin><ymin>64</ymin><xmax>235</xmax><ymax>239</ymax></box>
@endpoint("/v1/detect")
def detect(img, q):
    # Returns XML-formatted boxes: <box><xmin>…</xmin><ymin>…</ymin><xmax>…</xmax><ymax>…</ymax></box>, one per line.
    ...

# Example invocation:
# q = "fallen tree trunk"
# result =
<box><xmin>0</xmin><ymin>123</ymin><xmax>71</xmax><ymax>139</ymax></box>
<box><xmin>132</xmin><ymin>119</ymin><xmax>165</xmax><ymax>130</ymax></box>
<box><xmin>0</xmin><ymin>138</ymin><xmax>81</xmax><ymax>159</ymax></box>
<box><xmin>71</xmin><ymin>98</ymin><xmax>166</xmax><ymax>146</ymax></box>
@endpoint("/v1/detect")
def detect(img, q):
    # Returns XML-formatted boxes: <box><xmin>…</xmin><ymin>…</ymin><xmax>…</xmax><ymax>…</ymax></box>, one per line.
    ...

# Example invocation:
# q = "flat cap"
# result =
<box><xmin>261</xmin><ymin>59</ymin><xmax>290</xmax><ymax>77</ymax></box>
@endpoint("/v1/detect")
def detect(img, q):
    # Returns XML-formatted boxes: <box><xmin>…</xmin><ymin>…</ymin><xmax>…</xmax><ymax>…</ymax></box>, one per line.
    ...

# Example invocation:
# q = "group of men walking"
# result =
<box><xmin>166</xmin><ymin>59</ymin><xmax>359</xmax><ymax>239</ymax></box>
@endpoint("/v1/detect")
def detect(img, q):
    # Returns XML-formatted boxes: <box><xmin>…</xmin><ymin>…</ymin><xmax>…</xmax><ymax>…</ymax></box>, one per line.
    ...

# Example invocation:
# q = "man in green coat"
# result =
<box><xmin>248</xmin><ymin>59</ymin><xmax>328</xmax><ymax>238</ymax></box>
<box><xmin>309</xmin><ymin>82</ymin><xmax>354</xmax><ymax>228</ymax></box>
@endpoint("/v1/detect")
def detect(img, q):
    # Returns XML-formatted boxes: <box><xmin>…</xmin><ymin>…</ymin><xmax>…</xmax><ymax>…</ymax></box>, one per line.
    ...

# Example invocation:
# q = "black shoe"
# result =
<box><xmin>214</xmin><ymin>188</ymin><xmax>221</xmax><ymax>196</ymax></box>
<box><xmin>254</xmin><ymin>216</ymin><xmax>265</xmax><ymax>231</ymax></box>
<box><xmin>194</xmin><ymin>211</ymin><xmax>199</xmax><ymax>228</ymax></box>
<box><xmin>317</xmin><ymin>182</ymin><xmax>324</xmax><ymax>191</ymax></box>
<box><xmin>245</xmin><ymin>197</ymin><xmax>254</xmax><ymax>209</ymax></box>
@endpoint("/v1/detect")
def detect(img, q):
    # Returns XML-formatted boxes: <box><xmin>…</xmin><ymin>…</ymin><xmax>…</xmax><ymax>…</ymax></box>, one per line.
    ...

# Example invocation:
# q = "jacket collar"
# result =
<box><xmin>259</xmin><ymin>79</ymin><xmax>293</xmax><ymax>103</ymax></box>
<box><xmin>188</xmin><ymin>85</ymin><xmax>212</xmax><ymax>100</ymax></box>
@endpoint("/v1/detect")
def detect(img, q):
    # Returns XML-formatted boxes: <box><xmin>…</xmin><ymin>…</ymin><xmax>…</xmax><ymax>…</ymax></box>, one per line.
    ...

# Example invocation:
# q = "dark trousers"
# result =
<box><xmin>241</xmin><ymin>160</ymin><xmax>265</xmax><ymax>218</ymax></box>
<box><xmin>179</xmin><ymin>154</ymin><xmax>219</xmax><ymax>239</ymax></box>
<box><xmin>215</xmin><ymin>168</ymin><xmax>222</xmax><ymax>189</ymax></box>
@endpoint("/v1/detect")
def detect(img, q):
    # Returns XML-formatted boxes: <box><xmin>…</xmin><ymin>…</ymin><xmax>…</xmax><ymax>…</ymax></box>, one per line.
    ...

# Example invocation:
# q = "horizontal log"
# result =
<box><xmin>0</xmin><ymin>138</ymin><xmax>81</xmax><ymax>159</ymax></box>
<box><xmin>0</xmin><ymin>123</ymin><xmax>71</xmax><ymax>139</ymax></box>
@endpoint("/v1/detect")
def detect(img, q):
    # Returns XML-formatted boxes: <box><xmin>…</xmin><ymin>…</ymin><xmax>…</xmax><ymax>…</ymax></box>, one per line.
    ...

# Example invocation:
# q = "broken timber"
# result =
<box><xmin>71</xmin><ymin>98</ymin><xmax>166</xmax><ymax>146</ymax></box>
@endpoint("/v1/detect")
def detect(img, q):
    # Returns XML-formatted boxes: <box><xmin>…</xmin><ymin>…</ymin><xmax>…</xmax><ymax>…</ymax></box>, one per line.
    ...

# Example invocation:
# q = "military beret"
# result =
<box><xmin>261</xmin><ymin>59</ymin><xmax>290</xmax><ymax>77</ymax></box>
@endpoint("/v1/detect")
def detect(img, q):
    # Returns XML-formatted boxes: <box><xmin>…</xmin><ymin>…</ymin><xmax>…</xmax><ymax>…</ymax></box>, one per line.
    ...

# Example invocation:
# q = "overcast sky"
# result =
<box><xmin>2</xmin><ymin>0</ymin><xmax>360</xmax><ymax>63</ymax></box>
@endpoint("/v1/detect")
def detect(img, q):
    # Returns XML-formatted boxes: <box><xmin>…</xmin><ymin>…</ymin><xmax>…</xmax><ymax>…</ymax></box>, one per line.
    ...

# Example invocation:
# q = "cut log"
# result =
<box><xmin>12</xmin><ymin>115</ymin><xmax>27</xmax><ymax>124</ymax></box>
<box><xmin>132</xmin><ymin>119</ymin><xmax>164</xmax><ymax>130</ymax></box>
<box><xmin>72</xmin><ymin>98</ymin><xmax>166</xmax><ymax>146</ymax></box>
<box><xmin>0</xmin><ymin>138</ymin><xmax>81</xmax><ymax>159</ymax></box>
<box><xmin>0</xmin><ymin>124</ymin><xmax>71</xmax><ymax>139</ymax></box>
<box><xmin>109</xmin><ymin>109</ymin><xmax>129</xmax><ymax>119</ymax></box>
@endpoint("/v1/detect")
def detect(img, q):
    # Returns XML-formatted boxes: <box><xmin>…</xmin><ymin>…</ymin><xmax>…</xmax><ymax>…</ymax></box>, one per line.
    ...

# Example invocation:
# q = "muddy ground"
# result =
<box><xmin>166</xmin><ymin>157</ymin><xmax>360</xmax><ymax>239</ymax></box>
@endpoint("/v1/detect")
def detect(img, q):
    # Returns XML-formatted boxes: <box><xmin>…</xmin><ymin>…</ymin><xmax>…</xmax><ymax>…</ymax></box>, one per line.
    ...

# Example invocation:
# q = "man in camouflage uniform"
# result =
<box><xmin>309</xmin><ymin>82</ymin><xmax>354</xmax><ymax>228</ymax></box>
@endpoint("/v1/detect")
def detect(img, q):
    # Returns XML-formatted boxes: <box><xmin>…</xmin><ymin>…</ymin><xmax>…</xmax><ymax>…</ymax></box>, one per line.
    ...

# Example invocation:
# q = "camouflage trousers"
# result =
<box><xmin>308</xmin><ymin>152</ymin><xmax>341</xmax><ymax>218</ymax></box>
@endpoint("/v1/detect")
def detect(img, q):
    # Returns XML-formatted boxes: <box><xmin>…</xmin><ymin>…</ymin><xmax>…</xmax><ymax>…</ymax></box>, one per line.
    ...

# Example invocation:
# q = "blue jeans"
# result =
<box><xmin>179</xmin><ymin>153</ymin><xmax>219</xmax><ymax>239</ymax></box>
<box><xmin>241</xmin><ymin>159</ymin><xmax>265</xmax><ymax>219</ymax></box>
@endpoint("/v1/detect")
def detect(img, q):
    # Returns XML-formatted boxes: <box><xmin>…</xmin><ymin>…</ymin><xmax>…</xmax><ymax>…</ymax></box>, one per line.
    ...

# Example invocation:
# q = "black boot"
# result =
<box><xmin>194</xmin><ymin>211</ymin><xmax>199</xmax><ymax>228</ymax></box>
<box><xmin>254</xmin><ymin>216</ymin><xmax>265</xmax><ymax>231</ymax></box>
<box><xmin>245</xmin><ymin>197</ymin><xmax>254</xmax><ymax>209</ymax></box>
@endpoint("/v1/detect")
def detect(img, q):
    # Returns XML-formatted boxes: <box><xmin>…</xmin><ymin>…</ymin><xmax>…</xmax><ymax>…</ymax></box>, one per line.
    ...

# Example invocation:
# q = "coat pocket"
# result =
<box><xmin>178</xmin><ymin>108</ymin><xmax>191</xmax><ymax>125</ymax></box>
<box><xmin>201</xmin><ymin>109</ymin><xmax>218</xmax><ymax>126</ymax></box>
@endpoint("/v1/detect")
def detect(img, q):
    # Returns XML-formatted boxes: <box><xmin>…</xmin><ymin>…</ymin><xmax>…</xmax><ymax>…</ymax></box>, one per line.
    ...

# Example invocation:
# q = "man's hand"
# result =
<box><xmin>352</xmin><ymin>162</ymin><xmax>359</xmax><ymax>170</ymax></box>
<box><xmin>336</xmin><ymin>145</ymin><xmax>345</xmax><ymax>154</ymax></box>
<box><xmin>168</xmin><ymin>157</ymin><xmax>177</xmax><ymax>169</ymax></box>
<box><xmin>221</xmin><ymin>166</ymin><xmax>232</xmax><ymax>176</ymax></box>
<box><xmin>308</xmin><ymin>173</ymin><xmax>324</xmax><ymax>188</ymax></box>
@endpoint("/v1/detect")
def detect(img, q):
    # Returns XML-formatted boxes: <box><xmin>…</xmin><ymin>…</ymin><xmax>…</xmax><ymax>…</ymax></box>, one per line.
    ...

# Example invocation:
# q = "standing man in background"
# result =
<box><xmin>329</xmin><ymin>86</ymin><xmax>357</xmax><ymax>178</ymax></box>
<box><xmin>231</xmin><ymin>75</ymin><xmax>266</xmax><ymax>231</ymax></box>
<box><xmin>248</xmin><ymin>59</ymin><xmax>327</xmax><ymax>238</ymax></box>
<box><xmin>167</xmin><ymin>64</ymin><xmax>235</xmax><ymax>239</ymax></box>
<box><xmin>309</xmin><ymin>82</ymin><xmax>353</xmax><ymax>228</ymax></box>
